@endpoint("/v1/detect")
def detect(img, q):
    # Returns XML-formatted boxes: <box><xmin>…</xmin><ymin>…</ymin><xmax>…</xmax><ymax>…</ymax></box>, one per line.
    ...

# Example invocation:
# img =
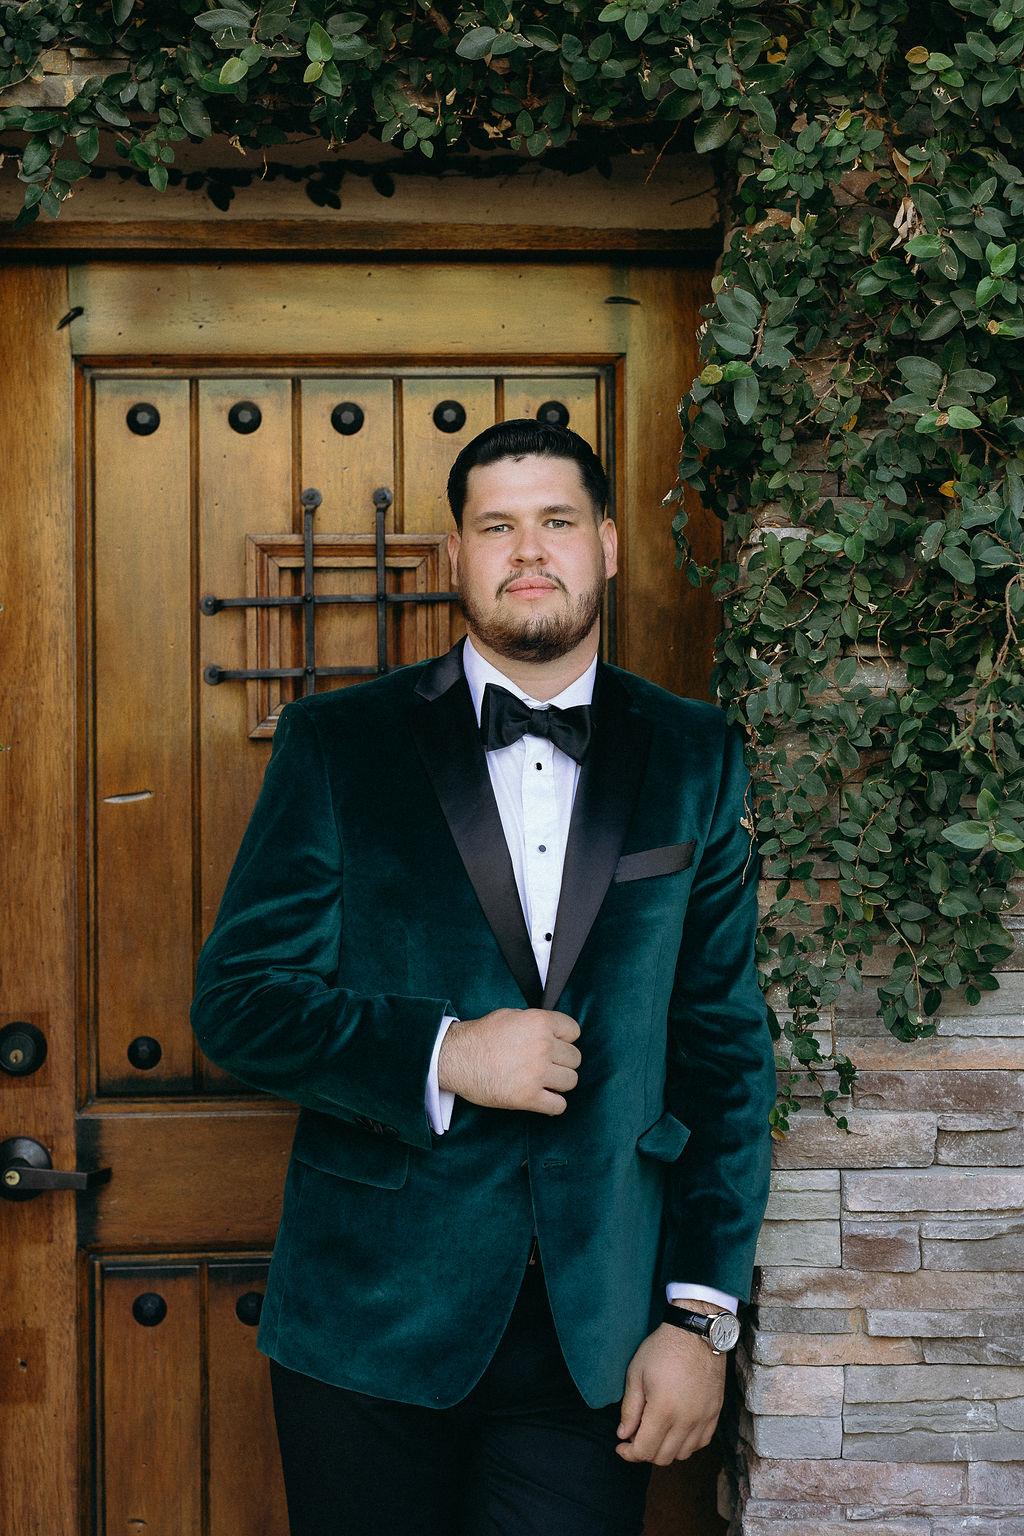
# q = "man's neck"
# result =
<box><xmin>465</xmin><ymin>630</ymin><xmax>600</xmax><ymax>702</ymax></box>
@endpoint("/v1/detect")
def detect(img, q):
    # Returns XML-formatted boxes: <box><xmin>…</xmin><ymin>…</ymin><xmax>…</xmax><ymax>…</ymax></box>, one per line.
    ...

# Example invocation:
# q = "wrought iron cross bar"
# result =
<box><xmin>202</xmin><ymin>486</ymin><xmax>457</xmax><ymax>691</ymax></box>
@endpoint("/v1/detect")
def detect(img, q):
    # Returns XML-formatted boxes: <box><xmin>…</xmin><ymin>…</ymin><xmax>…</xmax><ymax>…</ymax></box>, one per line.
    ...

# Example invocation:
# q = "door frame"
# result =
<box><xmin>0</xmin><ymin>241</ymin><xmax>719</xmax><ymax>1534</ymax></box>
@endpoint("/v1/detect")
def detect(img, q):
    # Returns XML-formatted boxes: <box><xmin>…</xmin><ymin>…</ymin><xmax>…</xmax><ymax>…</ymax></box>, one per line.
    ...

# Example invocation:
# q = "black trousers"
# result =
<box><xmin>269</xmin><ymin>1258</ymin><xmax>651</xmax><ymax>1536</ymax></box>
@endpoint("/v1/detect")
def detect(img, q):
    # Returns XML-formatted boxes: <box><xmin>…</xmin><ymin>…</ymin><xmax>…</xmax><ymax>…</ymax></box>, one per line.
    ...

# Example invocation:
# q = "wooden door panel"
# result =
<box><xmin>207</xmin><ymin>1262</ymin><xmax>288</xmax><ymax>1536</ymax></box>
<box><xmin>98</xmin><ymin>1264</ymin><xmax>204</xmax><ymax>1534</ymax></box>
<box><xmin>197</xmin><ymin>379</ymin><xmax>293</xmax><ymax>1003</ymax></box>
<box><xmin>95</xmin><ymin>1259</ymin><xmax>287</xmax><ymax>1535</ymax></box>
<box><xmin>93</xmin><ymin>379</ymin><xmax>194</xmax><ymax>1095</ymax></box>
<box><xmin>81</xmin><ymin>1107</ymin><xmax>294</xmax><ymax>1249</ymax></box>
<box><xmin>299</xmin><ymin>377</ymin><xmax>395</xmax><ymax>531</ymax></box>
<box><xmin>400</xmin><ymin>376</ymin><xmax>496</xmax><ymax>532</ymax></box>
<box><xmin>502</xmin><ymin>376</ymin><xmax>601</xmax><ymax>448</ymax></box>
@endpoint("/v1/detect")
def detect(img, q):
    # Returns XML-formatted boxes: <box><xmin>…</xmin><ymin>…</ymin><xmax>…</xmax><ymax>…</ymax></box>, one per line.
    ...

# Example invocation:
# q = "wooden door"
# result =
<box><xmin>1</xmin><ymin>261</ymin><xmax>724</xmax><ymax>1535</ymax></box>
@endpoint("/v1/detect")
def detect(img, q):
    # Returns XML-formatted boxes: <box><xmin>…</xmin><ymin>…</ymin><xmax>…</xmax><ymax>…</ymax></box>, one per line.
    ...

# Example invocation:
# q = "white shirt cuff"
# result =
<box><xmin>666</xmin><ymin>1283</ymin><xmax>738</xmax><ymax>1314</ymax></box>
<box><xmin>425</xmin><ymin>1015</ymin><xmax>457</xmax><ymax>1134</ymax></box>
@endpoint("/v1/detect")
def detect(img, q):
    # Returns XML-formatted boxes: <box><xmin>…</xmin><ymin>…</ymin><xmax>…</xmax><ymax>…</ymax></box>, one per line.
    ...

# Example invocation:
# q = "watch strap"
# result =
<box><xmin>663</xmin><ymin>1304</ymin><xmax>713</xmax><ymax>1337</ymax></box>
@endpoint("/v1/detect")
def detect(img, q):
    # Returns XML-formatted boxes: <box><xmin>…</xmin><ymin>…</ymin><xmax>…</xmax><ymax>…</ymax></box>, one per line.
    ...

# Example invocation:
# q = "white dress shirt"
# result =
<box><xmin>424</xmin><ymin>637</ymin><xmax>736</xmax><ymax>1315</ymax></box>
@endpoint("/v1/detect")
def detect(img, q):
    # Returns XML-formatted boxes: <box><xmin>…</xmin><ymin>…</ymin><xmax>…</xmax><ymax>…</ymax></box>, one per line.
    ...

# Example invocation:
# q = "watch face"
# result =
<box><xmin>709</xmin><ymin>1312</ymin><xmax>740</xmax><ymax>1352</ymax></box>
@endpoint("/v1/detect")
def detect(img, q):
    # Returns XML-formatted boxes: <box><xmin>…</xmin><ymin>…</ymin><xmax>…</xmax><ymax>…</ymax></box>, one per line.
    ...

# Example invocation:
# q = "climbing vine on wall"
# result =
<box><xmin>2</xmin><ymin>1</ymin><xmax>1023</xmax><ymax>1127</ymax></box>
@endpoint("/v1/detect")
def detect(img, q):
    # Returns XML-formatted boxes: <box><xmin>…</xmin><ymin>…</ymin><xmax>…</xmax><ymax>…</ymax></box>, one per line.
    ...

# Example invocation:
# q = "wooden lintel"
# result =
<box><xmin>0</xmin><ymin>217</ymin><xmax>719</xmax><ymax>258</ymax></box>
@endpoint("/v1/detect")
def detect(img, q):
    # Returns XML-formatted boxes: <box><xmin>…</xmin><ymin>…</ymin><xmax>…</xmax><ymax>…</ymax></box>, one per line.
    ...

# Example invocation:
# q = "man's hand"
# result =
<box><xmin>437</xmin><ymin>1008</ymin><xmax>581</xmax><ymax>1115</ymax></box>
<box><xmin>615</xmin><ymin>1322</ymin><xmax>727</xmax><ymax>1466</ymax></box>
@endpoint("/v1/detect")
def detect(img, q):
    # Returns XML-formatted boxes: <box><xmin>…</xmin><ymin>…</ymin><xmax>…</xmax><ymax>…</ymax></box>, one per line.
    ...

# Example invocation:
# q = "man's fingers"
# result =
<box><xmin>550</xmin><ymin>1013</ymin><xmax>581</xmax><ymax>1042</ymax></box>
<box><xmin>535</xmin><ymin>1089</ymin><xmax>568</xmax><ymax>1116</ymax></box>
<box><xmin>545</xmin><ymin>1064</ymin><xmax>578</xmax><ymax>1094</ymax></box>
<box><xmin>617</xmin><ymin>1375</ymin><xmax>645</xmax><ymax>1443</ymax></box>
<box><xmin>616</xmin><ymin>1404</ymin><xmax>671</xmax><ymax>1463</ymax></box>
<box><xmin>551</xmin><ymin>1039</ymin><xmax>582</xmax><ymax>1070</ymax></box>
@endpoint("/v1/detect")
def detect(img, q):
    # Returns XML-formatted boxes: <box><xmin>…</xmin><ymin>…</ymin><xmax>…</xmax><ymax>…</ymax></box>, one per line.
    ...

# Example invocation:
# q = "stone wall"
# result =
<box><xmin>728</xmin><ymin>898</ymin><xmax>1024</xmax><ymax>1533</ymax></box>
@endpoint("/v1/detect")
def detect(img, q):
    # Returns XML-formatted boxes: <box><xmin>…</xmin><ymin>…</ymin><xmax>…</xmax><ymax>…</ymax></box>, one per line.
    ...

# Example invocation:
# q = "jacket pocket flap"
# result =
<box><xmin>292</xmin><ymin>1110</ymin><xmax>410</xmax><ymax>1189</ymax></box>
<box><xmin>636</xmin><ymin>1110</ymin><xmax>691</xmax><ymax>1163</ymax></box>
<box><xmin>614</xmin><ymin>841</ymin><xmax>696</xmax><ymax>883</ymax></box>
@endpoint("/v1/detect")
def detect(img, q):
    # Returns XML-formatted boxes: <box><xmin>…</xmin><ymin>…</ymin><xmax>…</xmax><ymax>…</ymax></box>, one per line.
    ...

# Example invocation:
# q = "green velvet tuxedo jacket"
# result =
<box><xmin>191</xmin><ymin>642</ymin><xmax>775</xmax><ymax>1409</ymax></box>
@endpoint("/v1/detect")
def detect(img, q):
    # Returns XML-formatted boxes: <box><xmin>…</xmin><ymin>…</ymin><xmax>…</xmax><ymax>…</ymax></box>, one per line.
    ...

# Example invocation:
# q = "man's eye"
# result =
<box><xmin>546</xmin><ymin>518</ymin><xmax>570</xmax><ymax>529</ymax></box>
<box><xmin>484</xmin><ymin>523</ymin><xmax>511</xmax><ymax>533</ymax></box>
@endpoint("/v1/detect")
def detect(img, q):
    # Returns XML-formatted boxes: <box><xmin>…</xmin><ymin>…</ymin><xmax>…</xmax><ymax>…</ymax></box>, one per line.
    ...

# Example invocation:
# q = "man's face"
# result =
<box><xmin>448</xmin><ymin>454</ymin><xmax>617</xmax><ymax>666</ymax></box>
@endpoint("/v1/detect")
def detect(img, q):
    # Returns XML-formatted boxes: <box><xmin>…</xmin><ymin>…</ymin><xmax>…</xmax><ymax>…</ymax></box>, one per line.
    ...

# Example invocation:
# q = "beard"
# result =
<box><xmin>457</xmin><ymin>570</ymin><xmax>606</xmax><ymax>664</ymax></box>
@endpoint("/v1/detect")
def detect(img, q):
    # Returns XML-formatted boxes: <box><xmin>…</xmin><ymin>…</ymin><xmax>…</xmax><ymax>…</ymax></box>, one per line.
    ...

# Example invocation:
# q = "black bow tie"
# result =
<box><xmin>480</xmin><ymin>683</ymin><xmax>594</xmax><ymax>763</ymax></box>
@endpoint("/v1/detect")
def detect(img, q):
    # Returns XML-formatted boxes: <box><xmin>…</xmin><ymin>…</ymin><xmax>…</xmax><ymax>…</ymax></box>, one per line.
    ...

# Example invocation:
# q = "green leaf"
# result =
<box><xmin>906</xmin><ymin>233</ymin><xmax>941</xmax><ymax>259</ymax></box>
<box><xmin>148</xmin><ymin>162</ymin><xmax>168</xmax><ymax>192</ymax></box>
<box><xmin>306</xmin><ymin>21</ymin><xmax>334</xmax><ymax>61</ymax></box>
<box><xmin>938</xmin><ymin>546</ymin><xmax>976</xmax><ymax>584</ymax></box>
<box><xmin>94</xmin><ymin>98</ymin><xmax>132</xmax><ymax>127</ymax></box>
<box><xmin>112</xmin><ymin>0</ymin><xmax>135</xmax><ymax>24</ymax></box>
<box><xmin>522</xmin><ymin>26</ymin><xmax>559</xmax><ymax>50</ymax></box>
<box><xmin>196</xmin><ymin>7</ymin><xmax>254</xmax><ymax>28</ymax></box>
<box><xmin>713</xmin><ymin>321</ymin><xmax>755</xmax><ymax>356</ymax></box>
<box><xmin>179</xmin><ymin>96</ymin><xmax>212</xmax><ymax>138</ymax></box>
<box><xmin>977</xmin><ymin>545</ymin><xmax>1015</xmax><ymax>567</ymax></box>
<box><xmin>624</xmin><ymin>9</ymin><xmax>648</xmax><ymax>41</ymax></box>
<box><xmin>717</xmin><ymin>287</ymin><xmax>762</xmax><ymax>327</ymax></box>
<box><xmin>989</xmin><ymin>244</ymin><xmax>1017</xmax><ymax>276</ymax></box>
<box><xmin>945</xmin><ymin>406</ymin><xmax>981</xmax><ymax>429</ymax></box>
<box><xmin>917</xmin><ymin>303</ymin><xmax>960</xmax><ymax>341</ymax></box>
<box><xmin>693</xmin><ymin>111</ymin><xmax>739</xmax><ymax>154</ymax></box>
<box><xmin>976</xmin><ymin>788</ymin><xmax>1000</xmax><ymax>821</ymax></box>
<box><xmin>77</xmin><ymin>126</ymin><xmax>100</xmax><ymax>164</ymax></box>
<box><xmin>20</xmin><ymin>137</ymin><xmax>52</xmax><ymax>177</ymax></box>
<box><xmin>976</xmin><ymin>275</ymin><xmax>1004</xmax><ymax>306</ymax></box>
<box><xmin>657</xmin><ymin>89</ymin><xmax>701</xmax><ymax>121</ymax></box>
<box><xmin>982</xmin><ymin>71</ymin><xmax>1019</xmax><ymax>107</ymax></box>
<box><xmin>897</xmin><ymin>356</ymin><xmax>943</xmax><ymax>390</ymax></box>
<box><xmin>456</xmin><ymin>26</ymin><xmax>498</xmax><ymax>59</ymax></box>
<box><xmin>941</xmin><ymin>822</ymin><xmax>991</xmax><ymax>851</ymax></box>
<box><xmin>219</xmin><ymin>56</ymin><xmax>249</xmax><ymax>84</ymax></box>
<box><xmin>257</xmin><ymin>0</ymin><xmax>294</xmax><ymax>39</ymax></box>
<box><xmin>733</xmin><ymin>374</ymin><xmax>759</xmax><ymax>424</ymax></box>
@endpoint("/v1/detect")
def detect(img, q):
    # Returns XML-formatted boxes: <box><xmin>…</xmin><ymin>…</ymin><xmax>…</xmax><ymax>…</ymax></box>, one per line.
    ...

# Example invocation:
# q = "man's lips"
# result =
<box><xmin>500</xmin><ymin>576</ymin><xmax>563</xmax><ymax>596</ymax></box>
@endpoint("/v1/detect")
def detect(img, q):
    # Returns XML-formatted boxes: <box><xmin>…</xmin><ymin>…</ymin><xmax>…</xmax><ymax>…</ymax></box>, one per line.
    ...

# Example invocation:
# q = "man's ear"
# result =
<box><xmin>599</xmin><ymin>518</ymin><xmax>618</xmax><ymax>580</ymax></box>
<box><xmin>447</xmin><ymin>528</ymin><xmax>461</xmax><ymax>582</ymax></box>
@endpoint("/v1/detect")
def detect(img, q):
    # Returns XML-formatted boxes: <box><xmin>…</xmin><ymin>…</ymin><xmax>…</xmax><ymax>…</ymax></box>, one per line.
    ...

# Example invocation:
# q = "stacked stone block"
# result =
<box><xmin>727</xmin><ymin>909</ymin><xmax>1024</xmax><ymax>1532</ymax></box>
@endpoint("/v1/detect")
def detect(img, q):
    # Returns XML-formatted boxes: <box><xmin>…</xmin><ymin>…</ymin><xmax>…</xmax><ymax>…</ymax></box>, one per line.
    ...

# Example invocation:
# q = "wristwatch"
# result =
<box><xmin>663</xmin><ymin>1304</ymin><xmax>740</xmax><ymax>1355</ymax></box>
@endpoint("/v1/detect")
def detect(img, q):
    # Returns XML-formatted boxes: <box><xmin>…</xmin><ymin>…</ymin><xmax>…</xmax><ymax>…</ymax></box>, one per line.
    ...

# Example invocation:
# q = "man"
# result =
<box><xmin>191</xmin><ymin>420</ymin><xmax>775</xmax><ymax>1536</ymax></box>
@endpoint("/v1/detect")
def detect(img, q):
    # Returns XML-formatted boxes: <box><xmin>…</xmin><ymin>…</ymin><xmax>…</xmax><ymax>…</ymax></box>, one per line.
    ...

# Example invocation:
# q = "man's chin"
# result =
<box><xmin>467</xmin><ymin>615</ymin><xmax>594</xmax><ymax>665</ymax></box>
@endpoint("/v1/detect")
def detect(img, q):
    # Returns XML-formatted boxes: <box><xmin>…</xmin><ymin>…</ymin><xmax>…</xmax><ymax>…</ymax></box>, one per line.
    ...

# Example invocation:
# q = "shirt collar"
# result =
<box><xmin>462</xmin><ymin>635</ymin><xmax>598</xmax><ymax>726</ymax></box>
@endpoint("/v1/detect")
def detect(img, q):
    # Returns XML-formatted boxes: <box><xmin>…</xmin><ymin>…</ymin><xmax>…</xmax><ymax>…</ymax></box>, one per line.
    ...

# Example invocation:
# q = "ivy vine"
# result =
<box><xmin>1</xmin><ymin>0</ymin><xmax>1023</xmax><ymax>1129</ymax></box>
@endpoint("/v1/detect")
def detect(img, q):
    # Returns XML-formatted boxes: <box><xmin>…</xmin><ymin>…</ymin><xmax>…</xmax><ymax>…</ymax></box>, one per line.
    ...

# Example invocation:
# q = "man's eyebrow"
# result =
<box><xmin>468</xmin><ymin>503</ymin><xmax>582</xmax><ymax>522</ymax></box>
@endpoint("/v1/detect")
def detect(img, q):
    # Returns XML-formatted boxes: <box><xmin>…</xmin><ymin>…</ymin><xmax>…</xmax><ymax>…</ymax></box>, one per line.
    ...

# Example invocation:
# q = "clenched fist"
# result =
<box><xmin>437</xmin><ymin>1008</ymin><xmax>581</xmax><ymax>1115</ymax></box>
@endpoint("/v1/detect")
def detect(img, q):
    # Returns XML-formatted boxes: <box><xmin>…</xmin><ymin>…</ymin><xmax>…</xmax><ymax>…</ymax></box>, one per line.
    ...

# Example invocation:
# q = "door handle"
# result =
<box><xmin>0</xmin><ymin>1136</ymin><xmax>111</xmax><ymax>1202</ymax></box>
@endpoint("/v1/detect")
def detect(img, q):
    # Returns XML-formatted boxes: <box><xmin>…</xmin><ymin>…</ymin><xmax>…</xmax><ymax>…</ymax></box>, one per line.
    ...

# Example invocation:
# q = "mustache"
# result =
<box><xmin>495</xmin><ymin>571</ymin><xmax>568</xmax><ymax>597</ymax></box>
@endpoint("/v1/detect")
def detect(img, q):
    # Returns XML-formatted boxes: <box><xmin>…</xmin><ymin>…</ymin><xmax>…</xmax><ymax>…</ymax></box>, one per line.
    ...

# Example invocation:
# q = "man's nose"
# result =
<box><xmin>511</xmin><ymin>523</ymin><xmax>545</xmax><ymax>562</ymax></box>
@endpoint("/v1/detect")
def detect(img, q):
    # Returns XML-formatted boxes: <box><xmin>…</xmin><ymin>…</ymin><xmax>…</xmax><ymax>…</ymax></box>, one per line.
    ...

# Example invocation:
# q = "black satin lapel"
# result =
<box><xmin>409</xmin><ymin>665</ymin><xmax>543</xmax><ymax>1009</ymax></box>
<box><xmin>543</xmin><ymin>668</ymin><xmax>651</xmax><ymax>1008</ymax></box>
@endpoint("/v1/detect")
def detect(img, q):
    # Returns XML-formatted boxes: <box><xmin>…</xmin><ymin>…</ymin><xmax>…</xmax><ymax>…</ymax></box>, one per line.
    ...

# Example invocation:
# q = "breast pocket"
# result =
<box><xmin>614</xmin><ymin>841</ymin><xmax>696</xmax><ymax>883</ymax></box>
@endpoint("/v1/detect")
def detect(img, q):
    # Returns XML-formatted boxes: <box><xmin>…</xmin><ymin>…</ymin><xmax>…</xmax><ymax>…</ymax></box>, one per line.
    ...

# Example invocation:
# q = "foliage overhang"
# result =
<box><xmin>2</xmin><ymin>1</ymin><xmax>1023</xmax><ymax>1128</ymax></box>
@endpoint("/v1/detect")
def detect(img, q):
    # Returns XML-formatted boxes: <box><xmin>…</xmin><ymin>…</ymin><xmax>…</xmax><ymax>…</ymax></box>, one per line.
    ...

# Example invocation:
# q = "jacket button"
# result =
<box><xmin>353</xmin><ymin>1114</ymin><xmax>375</xmax><ymax>1132</ymax></box>
<box><xmin>379</xmin><ymin>1123</ymin><xmax>399</xmax><ymax>1140</ymax></box>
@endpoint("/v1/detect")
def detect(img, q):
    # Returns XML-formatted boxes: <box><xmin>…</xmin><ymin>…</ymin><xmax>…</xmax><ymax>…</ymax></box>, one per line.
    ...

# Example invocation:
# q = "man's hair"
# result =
<box><xmin>446</xmin><ymin>419</ymin><xmax>609</xmax><ymax>528</ymax></box>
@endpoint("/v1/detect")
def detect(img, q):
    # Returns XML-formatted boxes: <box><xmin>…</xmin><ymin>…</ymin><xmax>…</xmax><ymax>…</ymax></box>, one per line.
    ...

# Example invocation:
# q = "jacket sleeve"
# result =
<box><xmin>660</xmin><ymin>722</ymin><xmax>776</xmax><ymax>1303</ymax></box>
<box><xmin>190</xmin><ymin>703</ymin><xmax>450</xmax><ymax>1152</ymax></box>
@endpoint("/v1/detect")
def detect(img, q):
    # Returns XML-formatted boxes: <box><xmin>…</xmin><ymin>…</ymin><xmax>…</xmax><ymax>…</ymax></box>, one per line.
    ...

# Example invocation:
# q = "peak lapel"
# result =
<box><xmin>542</xmin><ymin>666</ymin><xmax>651</xmax><ymax>1008</ymax></box>
<box><xmin>410</xmin><ymin>647</ymin><xmax>544</xmax><ymax>1008</ymax></box>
